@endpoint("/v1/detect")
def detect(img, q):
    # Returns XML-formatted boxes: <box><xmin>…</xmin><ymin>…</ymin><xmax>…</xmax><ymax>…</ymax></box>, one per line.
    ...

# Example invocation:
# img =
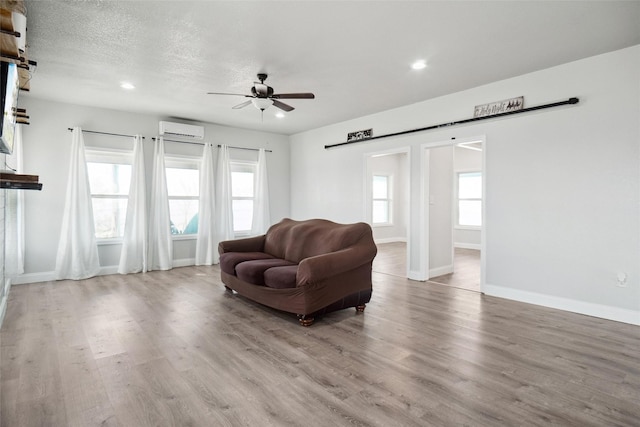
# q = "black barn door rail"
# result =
<box><xmin>324</xmin><ymin>97</ymin><xmax>579</xmax><ymax>149</ymax></box>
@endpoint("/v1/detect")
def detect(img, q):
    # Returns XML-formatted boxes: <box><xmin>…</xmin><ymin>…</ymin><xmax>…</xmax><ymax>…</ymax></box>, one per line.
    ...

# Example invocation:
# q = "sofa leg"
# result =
<box><xmin>356</xmin><ymin>304</ymin><xmax>366</xmax><ymax>313</ymax></box>
<box><xmin>298</xmin><ymin>315</ymin><xmax>315</xmax><ymax>327</ymax></box>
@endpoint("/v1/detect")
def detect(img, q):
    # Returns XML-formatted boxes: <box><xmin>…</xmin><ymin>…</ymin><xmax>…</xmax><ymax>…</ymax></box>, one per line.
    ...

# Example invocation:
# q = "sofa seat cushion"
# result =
<box><xmin>220</xmin><ymin>252</ymin><xmax>275</xmax><ymax>275</ymax></box>
<box><xmin>264</xmin><ymin>265</ymin><xmax>298</xmax><ymax>289</ymax></box>
<box><xmin>236</xmin><ymin>259</ymin><xmax>297</xmax><ymax>286</ymax></box>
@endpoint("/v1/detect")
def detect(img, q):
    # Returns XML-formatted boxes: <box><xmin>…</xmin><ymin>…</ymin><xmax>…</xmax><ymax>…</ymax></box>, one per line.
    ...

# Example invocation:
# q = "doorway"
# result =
<box><xmin>365</xmin><ymin>148</ymin><xmax>410</xmax><ymax>277</ymax></box>
<box><xmin>422</xmin><ymin>138</ymin><xmax>484</xmax><ymax>292</ymax></box>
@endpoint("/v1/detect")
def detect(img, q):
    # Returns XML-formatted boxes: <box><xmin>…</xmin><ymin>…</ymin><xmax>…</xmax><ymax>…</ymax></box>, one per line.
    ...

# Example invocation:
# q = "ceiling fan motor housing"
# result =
<box><xmin>251</xmin><ymin>85</ymin><xmax>274</xmax><ymax>98</ymax></box>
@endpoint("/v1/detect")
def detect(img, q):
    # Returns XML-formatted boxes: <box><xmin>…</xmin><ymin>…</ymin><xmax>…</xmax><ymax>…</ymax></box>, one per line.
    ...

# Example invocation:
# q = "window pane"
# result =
<box><xmin>232</xmin><ymin>200</ymin><xmax>253</xmax><ymax>232</ymax></box>
<box><xmin>166</xmin><ymin>168</ymin><xmax>199</xmax><ymax>197</ymax></box>
<box><xmin>169</xmin><ymin>200</ymin><xmax>199</xmax><ymax>234</ymax></box>
<box><xmin>372</xmin><ymin>200</ymin><xmax>389</xmax><ymax>224</ymax></box>
<box><xmin>232</xmin><ymin>171</ymin><xmax>254</xmax><ymax>197</ymax></box>
<box><xmin>92</xmin><ymin>198</ymin><xmax>128</xmax><ymax>238</ymax></box>
<box><xmin>459</xmin><ymin>200</ymin><xmax>482</xmax><ymax>226</ymax></box>
<box><xmin>87</xmin><ymin>163</ymin><xmax>131</xmax><ymax>195</ymax></box>
<box><xmin>372</xmin><ymin>175</ymin><xmax>388</xmax><ymax>199</ymax></box>
<box><xmin>459</xmin><ymin>172</ymin><xmax>482</xmax><ymax>199</ymax></box>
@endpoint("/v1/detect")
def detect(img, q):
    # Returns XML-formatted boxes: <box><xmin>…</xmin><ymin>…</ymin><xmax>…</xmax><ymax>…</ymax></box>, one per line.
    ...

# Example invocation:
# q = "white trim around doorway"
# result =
<box><xmin>418</xmin><ymin>135</ymin><xmax>486</xmax><ymax>292</ymax></box>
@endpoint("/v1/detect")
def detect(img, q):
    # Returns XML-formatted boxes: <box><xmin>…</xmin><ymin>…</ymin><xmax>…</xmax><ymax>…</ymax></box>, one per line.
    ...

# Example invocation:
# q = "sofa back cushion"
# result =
<box><xmin>264</xmin><ymin>218</ymin><xmax>373</xmax><ymax>263</ymax></box>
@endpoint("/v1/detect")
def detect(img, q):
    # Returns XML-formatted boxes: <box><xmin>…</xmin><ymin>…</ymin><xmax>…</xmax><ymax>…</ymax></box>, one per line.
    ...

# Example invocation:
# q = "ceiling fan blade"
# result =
<box><xmin>272</xmin><ymin>93</ymin><xmax>315</xmax><ymax>99</ymax></box>
<box><xmin>207</xmin><ymin>92</ymin><xmax>251</xmax><ymax>97</ymax></box>
<box><xmin>232</xmin><ymin>100</ymin><xmax>253</xmax><ymax>109</ymax></box>
<box><xmin>272</xmin><ymin>100</ymin><xmax>295</xmax><ymax>112</ymax></box>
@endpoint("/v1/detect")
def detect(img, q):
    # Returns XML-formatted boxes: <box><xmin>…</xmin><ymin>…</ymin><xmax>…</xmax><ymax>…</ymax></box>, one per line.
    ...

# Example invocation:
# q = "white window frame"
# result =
<box><xmin>372</xmin><ymin>174</ymin><xmax>393</xmax><ymax>226</ymax></box>
<box><xmin>85</xmin><ymin>148</ymin><xmax>133</xmax><ymax>244</ymax></box>
<box><xmin>230</xmin><ymin>160</ymin><xmax>257</xmax><ymax>237</ymax></box>
<box><xmin>455</xmin><ymin>170</ymin><xmax>482</xmax><ymax>229</ymax></box>
<box><xmin>165</xmin><ymin>155</ymin><xmax>200</xmax><ymax>240</ymax></box>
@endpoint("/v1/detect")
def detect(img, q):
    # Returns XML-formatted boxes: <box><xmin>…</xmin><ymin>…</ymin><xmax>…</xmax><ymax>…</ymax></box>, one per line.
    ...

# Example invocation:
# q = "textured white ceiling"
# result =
<box><xmin>22</xmin><ymin>1</ymin><xmax>640</xmax><ymax>135</ymax></box>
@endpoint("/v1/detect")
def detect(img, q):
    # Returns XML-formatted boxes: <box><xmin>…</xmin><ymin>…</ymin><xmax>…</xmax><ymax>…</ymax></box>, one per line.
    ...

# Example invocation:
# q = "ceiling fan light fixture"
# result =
<box><xmin>252</xmin><ymin>98</ymin><xmax>273</xmax><ymax>111</ymax></box>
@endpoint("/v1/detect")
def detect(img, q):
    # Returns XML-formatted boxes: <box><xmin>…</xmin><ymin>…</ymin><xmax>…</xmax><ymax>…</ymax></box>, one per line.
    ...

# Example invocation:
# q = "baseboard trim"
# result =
<box><xmin>429</xmin><ymin>264</ymin><xmax>453</xmax><ymax>278</ymax></box>
<box><xmin>374</xmin><ymin>237</ymin><xmax>407</xmax><ymax>244</ymax></box>
<box><xmin>484</xmin><ymin>283</ymin><xmax>640</xmax><ymax>325</ymax></box>
<box><xmin>407</xmin><ymin>270</ymin><xmax>427</xmax><ymax>281</ymax></box>
<box><xmin>11</xmin><ymin>271</ymin><xmax>56</xmax><ymax>285</ymax></box>
<box><xmin>13</xmin><ymin>258</ymin><xmax>199</xmax><ymax>285</ymax></box>
<box><xmin>454</xmin><ymin>242</ymin><xmax>481</xmax><ymax>250</ymax></box>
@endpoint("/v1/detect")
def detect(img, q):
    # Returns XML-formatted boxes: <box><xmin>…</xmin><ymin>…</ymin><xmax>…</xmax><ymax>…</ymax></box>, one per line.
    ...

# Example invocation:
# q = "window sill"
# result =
<box><xmin>172</xmin><ymin>234</ymin><xmax>197</xmax><ymax>241</ymax></box>
<box><xmin>97</xmin><ymin>238</ymin><xmax>123</xmax><ymax>246</ymax></box>
<box><xmin>373</xmin><ymin>223</ymin><xmax>394</xmax><ymax>228</ymax></box>
<box><xmin>455</xmin><ymin>225</ymin><xmax>481</xmax><ymax>231</ymax></box>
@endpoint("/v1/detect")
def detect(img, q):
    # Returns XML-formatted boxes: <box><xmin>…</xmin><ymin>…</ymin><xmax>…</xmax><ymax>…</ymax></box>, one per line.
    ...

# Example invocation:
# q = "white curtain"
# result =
<box><xmin>55</xmin><ymin>127</ymin><xmax>101</xmax><ymax>280</ymax></box>
<box><xmin>118</xmin><ymin>135</ymin><xmax>147</xmax><ymax>274</ymax></box>
<box><xmin>195</xmin><ymin>143</ymin><xmax>218</xmax><ymax>265</ymax></box>
<box><xmin>216</xmin><ymin>144</ymin><xmax>234</xmax><ymax>242</ymax></box>
<box><xmin>147</xmin><ymin>137</ymin><xmax>173</xmax><ymax>271</ymax></box>
<box><xmin>251</xmin><ymin>148</ymin><xmax>271</xmax><ymax>235</ymax></box>
<box><xmin>5</xmin><ymin>124</ymin><xmax>24</xmax><ymax>278</ymax></box>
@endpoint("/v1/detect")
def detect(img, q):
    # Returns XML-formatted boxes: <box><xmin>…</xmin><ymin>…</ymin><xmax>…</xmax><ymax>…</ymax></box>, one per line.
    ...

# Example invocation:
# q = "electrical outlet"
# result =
<box><xmin>616</xmin><ymin>272</ymin><xmax>628</xmax><ymax>287</ymax></box>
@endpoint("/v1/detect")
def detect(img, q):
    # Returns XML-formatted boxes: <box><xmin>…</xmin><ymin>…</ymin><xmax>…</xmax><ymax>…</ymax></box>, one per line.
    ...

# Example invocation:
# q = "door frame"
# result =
<box><xmin>418</xmin><ymin>135</ymin><xmax>486</xmax><ymax>291</ymax></box>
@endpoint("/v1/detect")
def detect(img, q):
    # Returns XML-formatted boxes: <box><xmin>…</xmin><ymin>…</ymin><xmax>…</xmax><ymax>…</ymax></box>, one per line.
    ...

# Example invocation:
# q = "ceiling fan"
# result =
<box><xmin>207</xmin><ymin>73</ymin><xmax>315</xmax><ymax>112</ymax></box>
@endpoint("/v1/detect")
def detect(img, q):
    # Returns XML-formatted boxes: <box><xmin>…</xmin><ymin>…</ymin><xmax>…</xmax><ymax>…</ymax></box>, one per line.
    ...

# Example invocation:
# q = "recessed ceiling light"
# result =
<box><xmin>275</xmin><ymin>112</ymin><xmax>285</xmax><ymax>118</ymax></box>
<box><xmin>411</xmin><ymin>60</ymin><xmax>427</xmax><ymax>70</ymax></box>
<box><xmin>120</xmin><ymin>82</ymin><xmax>135</xmax><ymax>90</ymax></box>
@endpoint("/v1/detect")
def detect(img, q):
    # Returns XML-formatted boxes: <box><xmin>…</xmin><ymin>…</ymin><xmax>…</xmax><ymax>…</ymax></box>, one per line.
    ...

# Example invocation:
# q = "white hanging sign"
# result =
<box><xmin>474</xmin><ymin>96</ymin><xmax>524</xmax><ymax>118</ymax></box>
<box><xmin>347</xmin><ymin>128</ymin><xmax>373</xmax><ymax>142</ymax></box>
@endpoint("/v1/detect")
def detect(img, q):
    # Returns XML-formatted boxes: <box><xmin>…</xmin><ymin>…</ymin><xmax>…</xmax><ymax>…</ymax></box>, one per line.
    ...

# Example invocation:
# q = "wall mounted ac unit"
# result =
<box><xmin>158</xmin><ymin>121</ymin><xmax>205</xmax><ymax>140</ymax></box>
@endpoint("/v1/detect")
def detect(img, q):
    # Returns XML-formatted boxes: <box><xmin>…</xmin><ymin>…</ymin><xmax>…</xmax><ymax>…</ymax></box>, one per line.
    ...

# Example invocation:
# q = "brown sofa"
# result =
<box><xmin>218</xmin><ymin>218</ymin><xmax>377</xmax><ymax>326</ymax></box>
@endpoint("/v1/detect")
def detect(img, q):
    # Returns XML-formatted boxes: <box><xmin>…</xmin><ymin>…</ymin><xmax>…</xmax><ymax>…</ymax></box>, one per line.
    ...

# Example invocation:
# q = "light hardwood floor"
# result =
<box><xmin>373</xmin><ymin>242</ymin><xmax>481</xmax><ymax>292</ymax></box>
<box><xmin>2</xmin><ymin>266</ymin><xmax>639</xmax><ymax>426</ymax></box>
<box><xmin>372</xmin><ymin>241</ymin><xmax>407</xmax><ymax>277</ymax></box>
<box><xmin>430</xmin><ymin>248</ymin><xmax>481</xmax><ymax>292</ymax></box>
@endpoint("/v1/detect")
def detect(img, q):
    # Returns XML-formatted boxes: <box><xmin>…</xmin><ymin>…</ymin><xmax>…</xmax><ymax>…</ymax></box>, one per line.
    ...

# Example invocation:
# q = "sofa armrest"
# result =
<box><xmin>218</xmin><ymin>235</ymin><xmax>266</xmax><ymax>255</ymax></box>
<box><xmin>297</xmin><ymin>244</ymin><xmax>377</xmax><ymax>285</ymax></box>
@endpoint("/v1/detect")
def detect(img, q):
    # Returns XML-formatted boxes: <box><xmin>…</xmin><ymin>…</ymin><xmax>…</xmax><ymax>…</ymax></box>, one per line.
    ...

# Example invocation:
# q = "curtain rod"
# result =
<box><xmin>67</xmin><ymin>128</ymin><xmax>145</xmax><ymax>139</ymax></box>
<box><xmin>152</xmin><ymin>137</ymin><xmax>204</xmax><ymax>146</ymax></box>
<box><xmin>324</xmin><ymin>97</ymin><xmax>579</xmax><ymax>149</ymax></box>
<box><xmin>151</xmin><ymin>137</ymin><xmax>272</xmax><ymax>152</ymax></box>
<box><xmin>218</xmin><ymin>145</ymin><xmax>272</xmax><ymax>153</ymax></box>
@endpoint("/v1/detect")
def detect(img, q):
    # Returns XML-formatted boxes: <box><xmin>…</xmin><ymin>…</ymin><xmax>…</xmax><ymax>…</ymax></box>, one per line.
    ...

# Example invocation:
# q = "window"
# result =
<box><xmin>231</xmin><ymin>161</ymin><xmax>256</xmax><ymax>234</ymax></box>
<box><xmin>165</xmin><ymin>158</ymin><xmax>199</xmax><ymax>235</ymax></box>
<box><xmin>372</xmin><ymin>174</ymin><xmax>392</xmax><ymax>225</ymax></box>
<box><xmin>457</xmin><ymin>171</ymin><xmax>482</xmax><ymax>227</ymax></box>
<box><xmin>86</xmin><ymin>150</ymin><xmax>132</xmax><ymax>239</ymax></box>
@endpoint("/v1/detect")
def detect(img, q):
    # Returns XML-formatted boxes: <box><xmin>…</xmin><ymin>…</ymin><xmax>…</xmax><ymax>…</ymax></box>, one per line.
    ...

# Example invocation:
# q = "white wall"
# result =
<box><xmin>16</xmin><ymin>97</ymin><xmax>290</xmax><ymax>282</ymax></box>
<box><xmin>428</xmin><ymin>146</ymin><xmax>454</xmax><ymax>277</ymax></box>
<box><xmin>290</xmin><ymin>45</ymin><xmax>640</xmax><ymax>324</ymax></box>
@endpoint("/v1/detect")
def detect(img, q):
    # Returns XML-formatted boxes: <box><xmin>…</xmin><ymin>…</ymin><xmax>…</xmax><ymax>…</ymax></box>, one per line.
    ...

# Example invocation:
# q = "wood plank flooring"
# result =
<box><xmin>373</xmin><ymin>242</ymin><xmax>481</xmax><ymax>292</ymax></box>
<box><xmin>430</xmin><ymin>248</ymin><xmax>481</xmax><ymax>292</ymax></box>
<box><xmin>372</xmin><ymin>242</ymin><xmax>407</xmax><ymax>278</ymax></box>
<box><xmin>2</xmin><ymin>266</ymin><xmax>639</xmax><ymax>426</ymax></box>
